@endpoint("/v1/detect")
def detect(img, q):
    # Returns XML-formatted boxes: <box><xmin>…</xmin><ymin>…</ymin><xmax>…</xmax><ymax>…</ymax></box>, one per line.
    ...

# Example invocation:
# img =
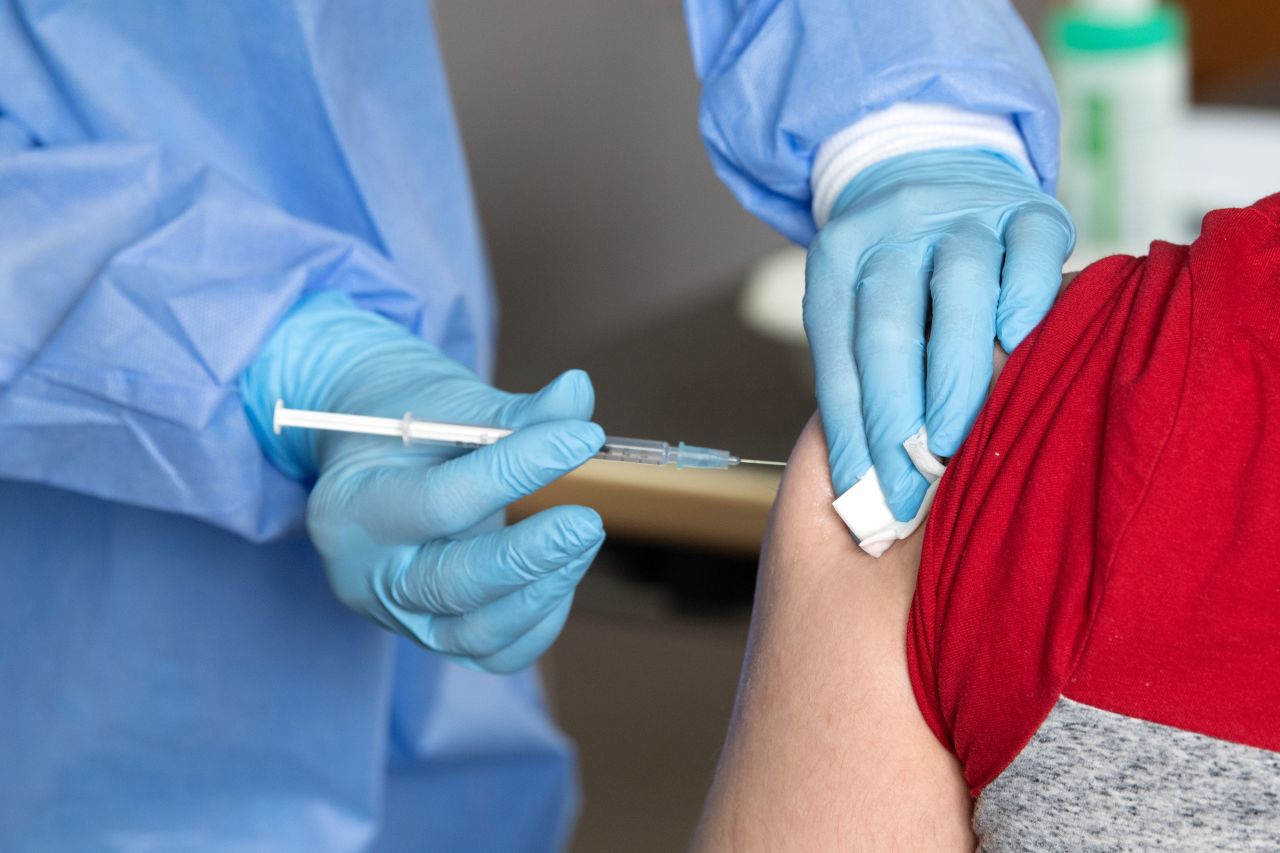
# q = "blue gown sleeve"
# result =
<box><xmin>0</xmin><ymin>131</ymin><xmax>427</xmax><ymax>542</ymax></box>
<box><xmin>683</xmin><ymin>0</ymin><xmax>1060</xmax><ymax>243</ymax></box>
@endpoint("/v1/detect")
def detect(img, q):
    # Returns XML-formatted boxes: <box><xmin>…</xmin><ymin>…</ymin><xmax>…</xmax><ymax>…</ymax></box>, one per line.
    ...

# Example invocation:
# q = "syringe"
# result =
<box><xmin>273</xmin><ymin>401</ymin><xmax>785</xmax><ymax>470</ymax></box>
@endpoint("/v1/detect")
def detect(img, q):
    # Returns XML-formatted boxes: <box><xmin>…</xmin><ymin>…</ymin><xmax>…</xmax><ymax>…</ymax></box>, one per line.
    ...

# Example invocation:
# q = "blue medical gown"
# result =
<box><xmin>684</xmin><ymin>0</ymin><xmax>1059</xmax><ymax>243</ymax></box>
<box><xmin>0</xmin><ymin>0</ymin><xmax>1055</xmax><ymax>848</ymax></box>
<box><xmin>0</xmin><ymin>2</ymin><xmax>572</xmax><ymax>850</ymax></box>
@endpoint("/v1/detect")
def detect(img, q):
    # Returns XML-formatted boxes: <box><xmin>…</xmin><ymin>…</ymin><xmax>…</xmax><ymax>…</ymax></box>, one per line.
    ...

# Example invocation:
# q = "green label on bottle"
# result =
<box><xmin>1085</xmin><ymin>94</ymin><xmax>1118</xmax><ymax>242</ymax></box>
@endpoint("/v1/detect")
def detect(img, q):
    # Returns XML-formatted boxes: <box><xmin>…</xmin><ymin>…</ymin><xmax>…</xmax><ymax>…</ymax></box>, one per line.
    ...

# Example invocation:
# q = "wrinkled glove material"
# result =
<box><xmin>805</xmin><ymin>148</ymin><xmax>1074</xmax><ymax>521</ymax></box>
<box><xmin>242</xmin><ymin>292</ymin><xmax>607</xmax><ymax>674</ymax></box>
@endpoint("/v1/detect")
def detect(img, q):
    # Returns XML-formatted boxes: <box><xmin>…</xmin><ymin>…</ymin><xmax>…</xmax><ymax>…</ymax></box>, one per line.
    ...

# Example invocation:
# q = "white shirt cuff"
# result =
<box><xmin>811</xmin><ymin>103</ymin><xmax>1036</xmax><ymax>228</ymax></box>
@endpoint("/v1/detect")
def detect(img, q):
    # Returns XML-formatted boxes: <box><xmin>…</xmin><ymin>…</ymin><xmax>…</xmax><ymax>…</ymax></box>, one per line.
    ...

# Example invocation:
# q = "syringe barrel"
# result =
<box><xmin>404</xmin><ymin>417</ymin><xmax>512</xmax><ymax>448</ymax></box>
<box><xmin>596</xmin><ymin>436</ymin><xmax>671</xmax><ymax>465</ymax></box>
<box><xmin>274</xmin><ymin>400</ymin><xmax>743</xmax><ymax>469</ymax></box>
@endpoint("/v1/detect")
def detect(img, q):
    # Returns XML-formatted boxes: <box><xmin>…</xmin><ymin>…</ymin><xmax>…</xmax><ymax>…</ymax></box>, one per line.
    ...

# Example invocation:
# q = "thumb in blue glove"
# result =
<box><xmin>242</xmin><ymin>292</ymin><xmax>605</xmax><ymax>673</ymax></box>
<box><xmin>804</xmin><ymin>147</ymin><xmax>1074</xmax><ymax>522</ymax></box>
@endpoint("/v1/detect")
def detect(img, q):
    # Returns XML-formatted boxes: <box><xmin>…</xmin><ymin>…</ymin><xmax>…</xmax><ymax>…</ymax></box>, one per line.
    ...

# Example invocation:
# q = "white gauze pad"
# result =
<box><xmin>832</xmin><ymin>427</ymin><xmax>946</xmax><ymax>558</ymax></box>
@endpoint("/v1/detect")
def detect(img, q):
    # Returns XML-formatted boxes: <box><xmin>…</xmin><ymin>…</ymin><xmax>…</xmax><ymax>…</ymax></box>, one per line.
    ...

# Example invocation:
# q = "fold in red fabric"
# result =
<box><xmin>908</xmin><ymin>194</ymin><xmax>1280</xmax><ymax>796</ymax></box>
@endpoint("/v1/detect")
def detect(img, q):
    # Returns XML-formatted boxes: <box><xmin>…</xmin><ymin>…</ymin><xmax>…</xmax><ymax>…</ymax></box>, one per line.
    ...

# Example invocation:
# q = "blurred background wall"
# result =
<box><xmin>432</xmin><ymin>2</ymin><xmax>1280</xmax><ymax>850</ymax></box>
<box><xmin>434</xmin><ymin>7</ymin><xmax>802</xmax><ymax>847</ymax></box>
<box><xmin>435</xmin><ymin>0</ymin><xmax>805</xmax><ymax>465</ymax></box>
<box><xmin>1183</xmin><ymin>0</ymin><xmax>1280</xmax><ymax>102</ymax></box>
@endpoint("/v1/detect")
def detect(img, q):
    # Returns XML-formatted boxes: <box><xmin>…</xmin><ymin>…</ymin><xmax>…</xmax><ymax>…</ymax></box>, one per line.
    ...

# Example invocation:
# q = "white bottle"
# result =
<box><xmin>1049</xmin><ymin>0</ymin><xmax>1190</xmax><ymax>255</ymax></box>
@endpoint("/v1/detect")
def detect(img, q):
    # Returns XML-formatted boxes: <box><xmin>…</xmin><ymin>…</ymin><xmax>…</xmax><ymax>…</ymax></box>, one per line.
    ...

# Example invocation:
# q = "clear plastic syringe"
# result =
<box><xmin>273</xmin><ymin>401</ymin><xmax>785</xmax><ymax>470</ymax></box>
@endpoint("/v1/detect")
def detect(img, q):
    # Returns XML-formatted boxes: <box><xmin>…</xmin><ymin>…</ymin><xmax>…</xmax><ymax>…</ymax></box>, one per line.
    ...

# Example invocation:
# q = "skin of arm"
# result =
<box><xmin>695</xmin><ymin>344</ymin><xmax>1017</xmax><ymax>852</ymax></box>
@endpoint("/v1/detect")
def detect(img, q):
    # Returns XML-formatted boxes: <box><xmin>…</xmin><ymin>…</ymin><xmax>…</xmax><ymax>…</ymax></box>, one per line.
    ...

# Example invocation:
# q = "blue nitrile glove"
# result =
<box><xmin>242</xmin><ymin>292</ymin><xmax>605</xmax><ymax>673</ymax></box>
<box><xmin>804</xmin><ymin>147</ymin><xmax>1074</xmax><ymax>521</ymax></box>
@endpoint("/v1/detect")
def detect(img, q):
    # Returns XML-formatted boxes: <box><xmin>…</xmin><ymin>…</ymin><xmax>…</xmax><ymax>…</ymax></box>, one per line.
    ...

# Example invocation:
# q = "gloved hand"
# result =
<box><xmin>242</xmin><ymin>292</ymin><xmax>605</xmax><ymax>673</ymax></box>
<box><xmin>804</xmin><ymin>147</ymin><xmax>1074</xmax><ymax>520</ymax></box>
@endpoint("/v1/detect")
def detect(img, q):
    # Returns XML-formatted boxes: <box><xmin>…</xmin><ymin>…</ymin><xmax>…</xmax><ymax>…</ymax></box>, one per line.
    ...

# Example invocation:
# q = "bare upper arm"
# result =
<box><xmin>693</xmin><ymin>414</ymin><xmax>973</xmax><ymax>851</ymax></box>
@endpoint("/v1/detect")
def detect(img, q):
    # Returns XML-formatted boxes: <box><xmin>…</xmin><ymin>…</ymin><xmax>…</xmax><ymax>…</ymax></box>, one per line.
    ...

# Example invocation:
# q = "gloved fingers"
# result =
<box><xmin>925</xmin><ymin>222</ymin><xmax>1001</xmax><ymax>457</ymax></box>
<box><xmin>417</xmin><ymin>538</ymin><xmax>600</xmax><ymax>661</ymax></box>
<box><xmin>995</xmin><ymin>201</ymin><xmax>1075</xmax><ymax>352</ymax></box>
<box><xmin>466</xmin><ymin>595</ymin><xmax>577</xmax><ymax>674</ymax></box>
<box><xmin>373</xmin><ymin>419</ymin><xmax>605</xmax><ymax>540</ymax></box>
<box><xmin>854</xmin><ymin>248</ymin><xmax>930</xmax><ymax>521</ymax></box>
<box><xmin>412</xmin><ymin>368</ymin><xmax>595</xmax><ymax>433</ymax></box>
<box><xmin>495</xmin><ymin>368</ymin><xmax>596</xmax><ymax>428</ymax></box>
<box><xmin>804</xmin><ymin>226</ymin><xmax>873</xmax><ymax>495</ymax></box>
<box><xmin>390</xmin><ymin>505</ymin><xmax>604</xmax><ymax>615</ymax></box>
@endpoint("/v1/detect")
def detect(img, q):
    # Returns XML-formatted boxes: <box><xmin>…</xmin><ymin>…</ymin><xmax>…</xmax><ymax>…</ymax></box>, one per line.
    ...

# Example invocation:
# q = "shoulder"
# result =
<box><xmin>695</xmin><ymin>415</ymin><xmax>972</xmax><ymax>851</ymax></box>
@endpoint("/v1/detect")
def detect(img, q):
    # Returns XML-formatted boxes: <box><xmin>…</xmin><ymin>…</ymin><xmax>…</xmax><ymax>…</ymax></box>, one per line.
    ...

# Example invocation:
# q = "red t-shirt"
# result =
<box><xmin>908</xmin><ymin>194</ymin><xmax>1280</xmax><ymax>795</ymax></box>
